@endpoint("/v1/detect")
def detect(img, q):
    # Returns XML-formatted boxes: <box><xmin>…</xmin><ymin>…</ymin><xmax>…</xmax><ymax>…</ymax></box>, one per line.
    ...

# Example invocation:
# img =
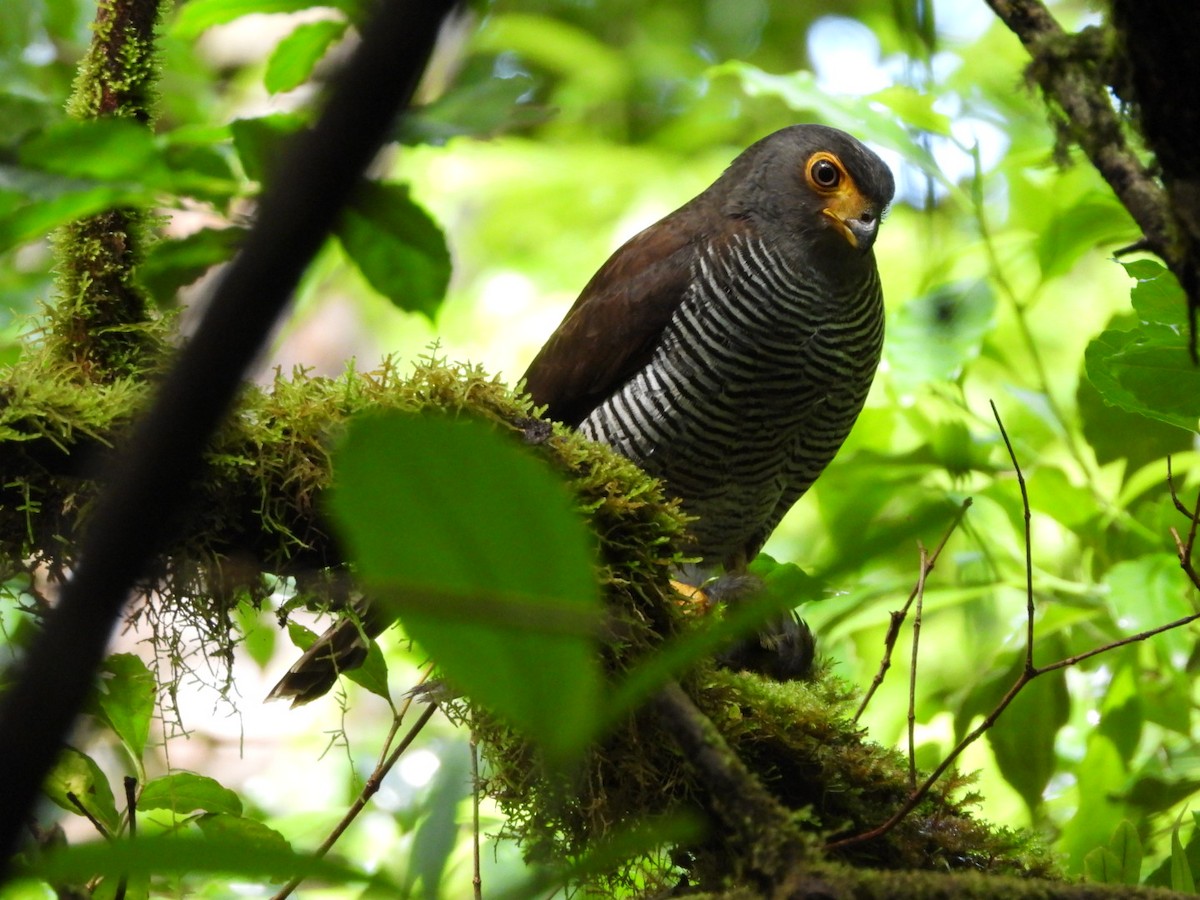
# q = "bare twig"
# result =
<box><xmin>271</xmin><ymin>686</ymin><xmax>440</xmax><ymax>900</ymax></box>
<box><xmin>112</xmin><ymin>777</ymin><xmax>139</xmax><ymax>900</ymax></box>
<box><xmin>829</xmin><ymin>412</ymin><xmax>1200</xmax><ymax>854</ymax></box>
<box><xmin>66</xmin><ymin>791</ymin><xmax>111</xmax><ymax>840</ymax></box>
<box><xmin>855</xmin><ymin>498</ymin><xmax>972</xmax><ymax>722</ymax></box>
<box><xmin>990</xmin><ymin>401</ymin><xmax>1036</xmax><ymax>671</ymax></box>
<box><xmin>1166</xmin><ymin>457</ymin><xmax>1198</xmax><ymax>522</ymax></box>
<box><xmin>907</xmin><ymin>544</ymin><xmax>927</xmax><ymax>790</ymax></box>
<box><xmin>471</xmin><ymin>737</ymin><xmax>483</xmax><ymax>900</ymax></box>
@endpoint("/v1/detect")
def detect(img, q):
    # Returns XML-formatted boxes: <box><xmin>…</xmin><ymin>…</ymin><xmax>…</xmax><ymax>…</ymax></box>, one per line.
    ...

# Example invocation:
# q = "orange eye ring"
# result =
<box><xmin>805</xmin><ymin>152</ymin><xmax>845</xmax><ymax>192</ymax></box>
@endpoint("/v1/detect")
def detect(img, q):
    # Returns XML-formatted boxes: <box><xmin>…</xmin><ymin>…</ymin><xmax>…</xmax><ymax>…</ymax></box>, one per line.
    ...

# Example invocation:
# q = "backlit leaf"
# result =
<box><xmin>328</xmin><ymin>413</ymin><xmax>602</xmax><ymax>764</ymax></box>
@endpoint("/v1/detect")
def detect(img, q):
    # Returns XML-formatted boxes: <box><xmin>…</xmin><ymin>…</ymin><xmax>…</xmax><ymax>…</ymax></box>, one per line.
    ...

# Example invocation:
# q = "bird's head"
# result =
<box><xmin>727</xmin><ymin>124</ymin><xmax>896</xmax><ymax>256</ymax></box>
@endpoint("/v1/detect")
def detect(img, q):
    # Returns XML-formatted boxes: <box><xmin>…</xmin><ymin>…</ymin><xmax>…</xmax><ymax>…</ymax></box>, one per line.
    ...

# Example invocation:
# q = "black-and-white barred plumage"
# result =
<box><xmin>579</xmin><ymin>232</ymin><xmax>883</xmax><ymax>566</ymax></box>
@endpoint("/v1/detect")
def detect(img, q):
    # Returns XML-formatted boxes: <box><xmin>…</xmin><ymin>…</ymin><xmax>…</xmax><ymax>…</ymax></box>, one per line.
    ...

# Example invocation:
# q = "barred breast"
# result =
<box><xmin>579</xmin><ymin>232</ymin><xmax>883</xmax><ymax>567</ymax></box>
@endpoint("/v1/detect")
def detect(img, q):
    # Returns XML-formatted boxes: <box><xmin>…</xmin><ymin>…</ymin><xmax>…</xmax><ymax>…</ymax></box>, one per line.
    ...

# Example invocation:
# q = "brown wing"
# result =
<box><xmin>521</xmin><ymin>211</ymin><xmax>702</xmax><ymax>426</ymax></box>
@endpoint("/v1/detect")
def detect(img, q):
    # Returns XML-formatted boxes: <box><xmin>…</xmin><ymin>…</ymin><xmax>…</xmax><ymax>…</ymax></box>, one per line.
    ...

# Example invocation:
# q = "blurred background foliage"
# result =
<box><xmin>3</xmin><ymin>0</ymin><xmax>1200</xmax><ymax>895</ymax></box>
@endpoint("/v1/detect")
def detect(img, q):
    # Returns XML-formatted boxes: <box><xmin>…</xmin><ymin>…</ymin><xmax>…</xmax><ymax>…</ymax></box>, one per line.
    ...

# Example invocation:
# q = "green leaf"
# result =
<box><xmin>1104</xmin><ymin>555</ymin><xmax>1194</xmax><ymax>663</ymax></box>
<box><xmin>983</xmin><ymin>649</ymin><xmax>1070</xmax><ymax>813</ymax></box>
<box><xmin>286</xmin><ymin>620</ymin><xmax>318</xmax><ymax>651</ymax></box>
<box><xmin>1085</xmin><ymin>324</ymin><xmax>1200</xmax><ymax>432</ymax></box>
<box><xmin>1060</xmin><ymin>736</ymin><xmax>1128</xmax><ymax>872</ymax></box>
<box><xmin>18</xmin><ymin>119</ymin><xmax>164</xmax><ymax>184</ymax></box>
<box><xmin>407</xmin><ymin>745</ymin><xmax>469</xmax><ymax>899</ymax></box>
<box><xmin>1084</xmin><ymin>846</ymin><xmax>1122</xmax><ymax>884</ymax></box>
<box><xmin>0</xmin><ymin>173</ymin><xmax>143</xmax><ymax>251</ymax></box>
<box><xmin>335</xmin><ymin>181</ymin><xmax>451</xmax><ymax>320</ymax></box>
<box><xmin>234</xmin><ymin>599</ymin><xmax>277</xmax><ymax>669</ymax></box>
<box><xmin>886</xmin><ymin>280</ymin><xmax>995</xmax><ymax>390</ymax></box>
<box><xmin>1037</xmin><ymin>193</ymin><xmax>1131</xmax><ymax>280</ymax></box>
<box><xmin>172</xmin><ymin>0</ymin><xmax>355</xmax><ymax>40</ymax></box>
<box><xmin>0</xmin><ymin>92</ymin><xmax>57</xmax><ymax>148</ymax></box>
<box><xmin>866</xmin><ymin>85</ymin><xmax>952</xmax><ymax>135</ymax></box>
<box><xmin>43</xmin><ymin>748</ymin><xmax>120</xmax><ymax>836</ymax></box>
<box><xmin>94</xmin><ymin>653</ymin><xmax>156</xmax><ymax>767</ymax></box>
<box><xmin>344</xmin><ymin>635</ymin><xmax>390</xmax><ymax>701</ymax></box>
<box><xmin>397</xmin><ymin>65</ymin><xmax>552</xmax><ymax>145</ymax></box>
<box><xmin>19</xmin><ymin>834</ymin><xmax>391</xmax><ymax>890</ymax></box>
<box><xmin>328</xmin><ymin>413</ymin><xmax>602</xmax><ymax>764</ymax></box>
<box><xmin>194</xmin><ymin>813</ymin><xmax>290</xmax><ymax>853</ymax></box>
<box><xmin>1109</xmin><ymin>820</ymin><xmax>1143</xmax><ymax>885</ymax></box>
<box><xmin>138</xmin><ymin>226</ymin><xmax>246</xmax><ymax>306</ymax></box>
<box><xmin>230</xmin><ymin>113</ymin><xmax>308</xmax><ymax>184</ymax></box>
<box><xmin>1121</xmin><ymin>258</ymin><xmax>1189</xmax><ymax>328</ymax></box>
<box><xmin>711</xmin><ymin>63</ymin><xmax>949</xmax><ymax>186</ymax></box>
<box><xmin>1172</xmin><ymin>824</ymin><xmax>1196</xmax><ymax>893</ymax></box>
<box><xmin>138</xmin><ymin>772</ymin><xmax>243</xmax><ymax>816</ymax></box>
<box><xmin>264</xmin><ymin>19</ymin><xmax>348</xmax><ymax>94</ymax></box>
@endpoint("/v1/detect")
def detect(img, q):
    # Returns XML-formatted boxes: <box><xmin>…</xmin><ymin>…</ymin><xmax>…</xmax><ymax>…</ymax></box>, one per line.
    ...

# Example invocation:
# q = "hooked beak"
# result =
<box><xmin>822</xmin><ymin>207</ymin><xmax>880</xmax><ymax>252</ymax></box>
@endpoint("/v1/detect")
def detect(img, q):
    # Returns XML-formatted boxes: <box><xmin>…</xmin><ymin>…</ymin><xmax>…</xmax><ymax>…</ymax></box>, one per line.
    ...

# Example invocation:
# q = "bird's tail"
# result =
<box><xmin>266</xmin><ymin>597</ymin><xmax>385</xmax><ymax>707</ymax></box>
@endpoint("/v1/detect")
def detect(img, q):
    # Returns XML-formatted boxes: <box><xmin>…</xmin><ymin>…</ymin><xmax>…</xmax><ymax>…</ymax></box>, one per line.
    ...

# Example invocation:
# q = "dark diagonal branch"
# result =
<box><xmin>0</xmin><ymin>0</ymin><xmax>458</xmax><ymax>868</ymax></box>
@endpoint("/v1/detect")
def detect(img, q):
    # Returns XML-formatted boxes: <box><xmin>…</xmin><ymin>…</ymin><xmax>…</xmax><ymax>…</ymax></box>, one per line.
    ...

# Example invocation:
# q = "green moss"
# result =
<box><xmin>0</xmin><ymin>349</ymin><xmax>1054</xmax><ymax>895</ymax></box>
<box><xmin>50</xmin><ymin>0</ymin><xmax>167</xmax><ymax>381</ymax></box>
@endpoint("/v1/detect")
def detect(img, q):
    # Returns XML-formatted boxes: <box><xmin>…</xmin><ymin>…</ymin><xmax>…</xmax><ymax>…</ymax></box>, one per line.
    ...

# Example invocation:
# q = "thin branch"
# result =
<box><xmin>990</xmin><ymin>401</ymin><xmax>1036</xmax><ymax>671</ymax></box>
<box><xmin>1166</xmin><ymin>456</ymin><xmax>1198</xmax><ymax>522</ymax></box>
<box><xmin>271</xmin><ymin>699</ymin><xmax>439</xmax><ymax>900</ymax></box>
<box><xmin>471</xmin><ymin>737</ymin><xmax>483</xmax><ymax>900</ymax></box>
<box><xmin>855</xmin><ymin>498</ymin><xmax>972</xmax><ymax>722</ymax></box>
<box><xmin>907</xmin><ymin>544</ymin><xmax>927</xmax><ymax>791</ymax></box>
<box><xmin>830</xmin><ymin>426</ymin><xmax>1200</xmax><ymax>855</ymax></box>
<box><xmin>65</xmin><ymin>791</ymin><xmax>111</xmax><ymax>840</ymax></box>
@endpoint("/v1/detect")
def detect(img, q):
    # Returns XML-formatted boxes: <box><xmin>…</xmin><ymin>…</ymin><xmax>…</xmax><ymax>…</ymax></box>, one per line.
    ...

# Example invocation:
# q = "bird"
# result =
<box><xmin>521</xmin><ymin>124</ymin><xmax>894</xmax><ymax>679</ymax></box>
<box><xmin>268</xmin><ymin>124</ymin><xmax>894</xmax><ymax>704</ymax></box>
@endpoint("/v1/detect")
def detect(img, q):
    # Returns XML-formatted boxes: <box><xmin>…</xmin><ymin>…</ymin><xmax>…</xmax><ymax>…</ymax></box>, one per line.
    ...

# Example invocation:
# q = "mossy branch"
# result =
<box><xmin>51</xmin><ymin>0</ymin><xmax>168</xmax><ymax>381</ymax></box>
<box><xmin>983</xmin><ymin>0</ymin><xmax>1200</xmax><ymax>360</ymax></box>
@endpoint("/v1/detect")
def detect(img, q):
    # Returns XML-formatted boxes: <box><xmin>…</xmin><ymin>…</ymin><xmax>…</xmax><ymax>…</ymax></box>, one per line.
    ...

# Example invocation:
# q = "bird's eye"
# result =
<box><xmin>810</xmin><ymin>158</ymin><xmax>840</xmax><ymax>189</ymax></box>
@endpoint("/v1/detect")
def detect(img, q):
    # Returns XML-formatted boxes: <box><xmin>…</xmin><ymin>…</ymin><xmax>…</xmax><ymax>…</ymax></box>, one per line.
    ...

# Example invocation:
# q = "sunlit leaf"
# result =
<box><xmin>335</xmin><ymin>180</ymin><xmax>450</xmax><ymax>320</ymax></box>
<box><xmin>43</xmin><ymin>748</ymin><xmax>120</xmax><ymax>836</ymax></box>
<box><xmin>712</xmin><ymin>63</ymin><xmax>950</xmax><ymax>186</ymax></box>
<box><xmin>886</xmin><ymin>279</ymin><xmax>995</xmax><ymax>390</ymax></box>
<box><xmin>1109</xmin><ymin>820</ymin><xmax>1143</xmax><ymax>885</ymax></box>
<box><xmin>94</xmin><ymin>653</ymin><xmax>156</xmax><ymax>768</ymax></box>
<box><xmin>1084</xmin><ymin>846</ymin><xmax>1121</xmax><ymax>884</ymax></box>
<box><xmin>1060</xmin><ymin>736</ymin><xmax>1127</xmax><ymax>872</ymax></box>
<box><xmin>138</xmin><ymin>772</ymin><xmax>243</xmax><ymax>816</ymax></box>
<box><xmin>1121</xmin><ymin>258</ymin><xmax>1189</xmax><ymax>328</ymax></box>
<box><xmin>1172</xmin><ymin>825</ymin><xmax>1196</xmax><ymax>893</ymax></box>
<box><xmin>194</xmin><ymin>812</ymin><xmax>291</xmax><ymax>852</ymax></box>
<box><xmin>398</xmin><ymin>64</ymin><xmax>552</xmax><ymax>144</ymax></box>
<box><xmin>867</xmin><ymin>85</ymin><xmax>952</xmax><ymax>135</ymax></box>
<box><xmin>329</xmin><ymin>413</ymin><xmax>602</xmax><ymax>763</ymax></box>
<box><xmin>264</xmin><ymin>19</ymin><xmax>348</xmax><ymax>94</ymax></box>
<box><xmin>1037</xmin><ymin>193</ymin><xmax>1131</xmax><ymax>280</ymax></box>
<box><xmin>172</xmin><ymin>0</ymin><xmax>355</xmax><ymax>40</ymax></box>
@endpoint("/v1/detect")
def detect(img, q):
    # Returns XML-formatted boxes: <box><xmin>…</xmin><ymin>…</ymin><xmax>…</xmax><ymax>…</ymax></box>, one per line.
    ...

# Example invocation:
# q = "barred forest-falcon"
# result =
<box><xmin>269</xmin><ymin>124</ymin><xmax>894</xmax><ymax>703</ymax></box>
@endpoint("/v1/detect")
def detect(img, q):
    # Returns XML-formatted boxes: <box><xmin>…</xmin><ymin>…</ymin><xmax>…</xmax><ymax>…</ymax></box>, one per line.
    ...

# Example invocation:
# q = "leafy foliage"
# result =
<box><xmin>3</xmin><ymin>0</ymin><xmax>1200</xmax><ymax>896</ymax></box>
